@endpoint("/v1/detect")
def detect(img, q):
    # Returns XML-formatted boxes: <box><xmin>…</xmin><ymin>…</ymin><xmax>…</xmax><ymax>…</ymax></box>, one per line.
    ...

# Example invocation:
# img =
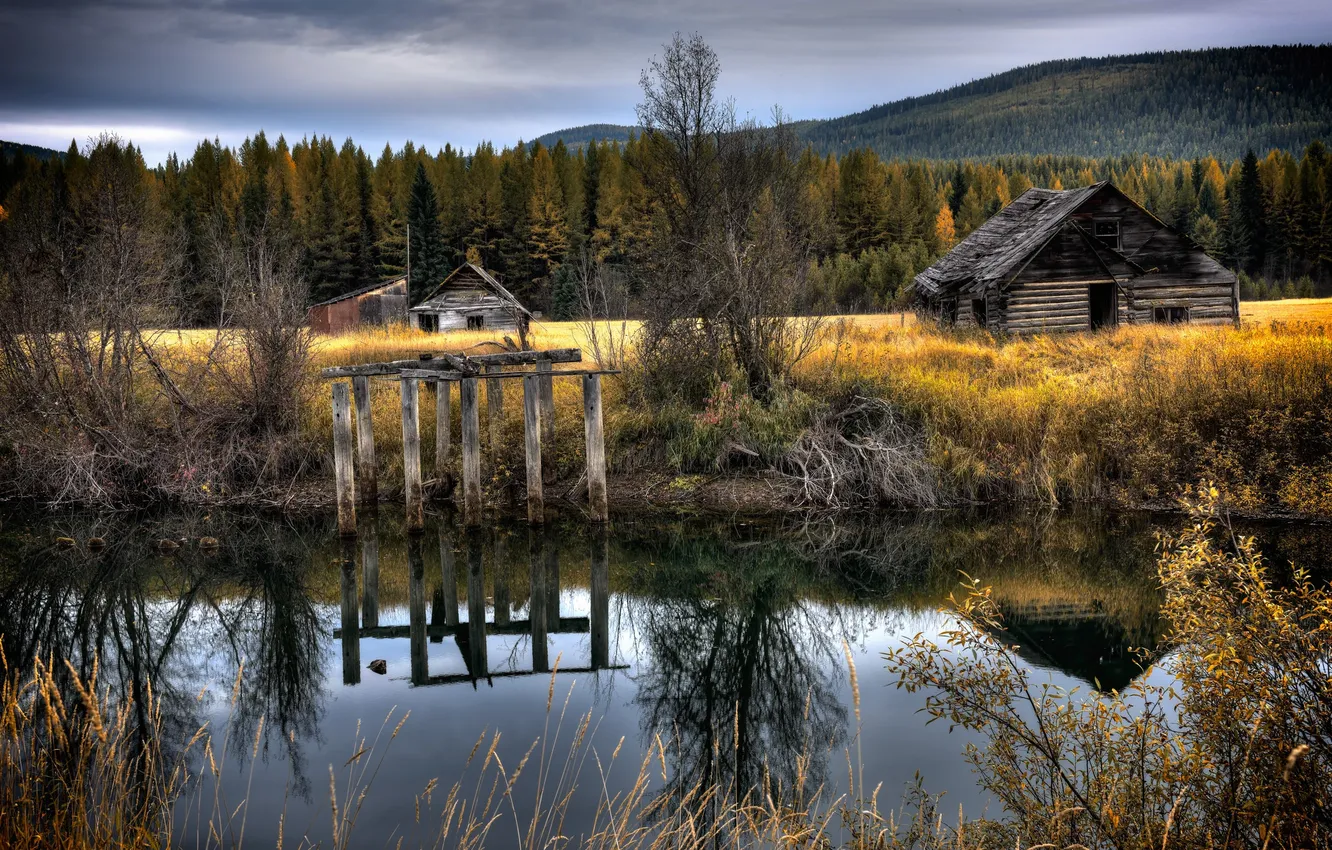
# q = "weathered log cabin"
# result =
<box><xmin>913</xmin><ymin>181</ymin><xmax>1239</xmax><ymax>333</ymax></box>
<box><xmin>309</xmin><ymin>277</ymin><xmax>409</xmax><ymax>335</ymax></box>
<box><xmin>409</xmin><ymin>263</ymin><xmax>533</xmax><ymax>334</ymax></box>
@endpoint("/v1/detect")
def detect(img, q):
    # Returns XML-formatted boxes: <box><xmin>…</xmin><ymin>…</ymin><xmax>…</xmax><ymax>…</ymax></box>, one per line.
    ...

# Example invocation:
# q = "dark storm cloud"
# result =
<box><xmin>2</xmin><ymin>0</ymin><xmax>1330</xmax><ymax>162</ymax></box>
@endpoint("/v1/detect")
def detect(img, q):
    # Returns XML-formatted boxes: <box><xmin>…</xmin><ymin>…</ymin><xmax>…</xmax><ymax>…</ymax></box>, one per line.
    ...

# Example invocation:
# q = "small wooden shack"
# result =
<box><xmin>409</xmin><ymin>263</ymin><xmax>532</xmax><ymax>334</ymax></box>
<box><xmin>309</xmin><ymin>277</ymin><xmax>409</xmax><ymax>335</ymax></box>
<box><xmin>913</xmin><ymin>181</ymin><xmax>1238</xmax><ymax>333</ymax></box>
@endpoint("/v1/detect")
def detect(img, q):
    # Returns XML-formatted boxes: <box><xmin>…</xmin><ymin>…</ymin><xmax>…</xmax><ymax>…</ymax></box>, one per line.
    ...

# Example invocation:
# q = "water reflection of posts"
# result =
<box><xmin>591</xmin><ymin>529</ymin><xmax>609</xmax><ymax>670</ymax></box>
<box><xmin>529</xmin><ymin>529</ymin><xmax>549</xmax><ymax>673</ymax></box>
<box><xmin>463</xmin><ymin>533</ymin><xmax>490</xmax><ymax>685</ymax></box>
<box><xmin>339</xmin><ymin>539</ymin><xmax>360</xmax><ymax>685</ymax></box>
<box><xmin>409</xmin><ymin>536</ymin><xmax>427</xmax><ymax>685</ymax></box>
<box><xmin>361</xmin><ymin>516</ymin><xmax>379</xmax><ymax>629</ymax></box>
<box><xmin>493</xmin><ymin>529</ymin><xmax>511</xmax><ymax>626</ymax></box>
<box><xmin>439</xmin><ymin>526</ymin><xmax>459</xmax><ymax>627</ymax></box>
<box><xmin>545</xmin><ymin>530</ymin><xmax>560</xmax><ymax>632</ymax></box>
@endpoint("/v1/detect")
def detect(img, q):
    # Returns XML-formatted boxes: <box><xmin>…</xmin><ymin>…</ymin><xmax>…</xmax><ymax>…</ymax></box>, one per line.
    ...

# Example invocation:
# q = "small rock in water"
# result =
<box><xmin>87</xmin><ymin>537</ymin><xmax>106</xmax><ymax>551</ymax></box>
<box><xmin>368</xmin><ymin>659</ymin><xmax>388</xmax><ymax>675</ymax></box>
<box><xmin>55</xmin><ymin>537</ymin><xmax>76</xmax><ymax>549</ymax></box>
<box><xmin>199</xmin><ymin>537</ymin><xmax>219</xmax><ymax>549</ymax></box>
<box><xmin>157</xmin><ymin>539</ymin><xmax>181</xmax><ymax>553</ymax></box>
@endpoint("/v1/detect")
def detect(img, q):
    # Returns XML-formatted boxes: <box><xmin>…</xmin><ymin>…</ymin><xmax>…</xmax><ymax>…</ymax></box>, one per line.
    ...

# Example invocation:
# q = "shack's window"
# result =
<box><xmin>466</xmin><ymin>315</ymin><xmax>484</xmax><ymax>330</ymax></box>
<box><xmin>1153</xmin><ymin>306</ymin><xmax>1189</xmax><ymax>325</ymax></box>
<box><xmin>1094</xmin><ymin>220</ymin><xmax>1121</xmax><ymax>251</ymax></box>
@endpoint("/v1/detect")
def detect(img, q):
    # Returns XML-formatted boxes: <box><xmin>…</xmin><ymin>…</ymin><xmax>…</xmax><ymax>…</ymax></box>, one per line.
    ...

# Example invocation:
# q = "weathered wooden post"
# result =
<box><xmin>435</xmin><ymin>379</ymin><xmax>452</xmax><ymax>481</ymax></box>
<box><xmin>460</xmin><ymin>377</ymin><xmax>482</xmax><ymax>526</ymax></box>
<box><xmin>352</xmin><ymin>376</ymin><xmax>377</xmax><ymax>504</ymax></box>
<box><xmin>400</xmin><ymin>378</ymin><xmax>425</xmax><ymax>533</ymax></box>
<box><xmin>485</xmin><ymin>363</ymin><xmax>504</xmax><ymax>461</ymax></box>
<box><xmin>339</xmin><ymin>537</ymin><xmax>360</xmax><ymax>685</ymax></box>
<box><xmin>528</xmin><ymin>528</ymin><xmax>548</xmax><ymax>672</ymax></box>
<box><xmin>591</xmin><ymin>528</ymin><xmax>609</xmax><ymax>670</ymax></box>
<box><xmin>522</xmin><ymin>374</ymin><xmax>544</xmax><ymax>523</ymax></box>
<box><xmin>361</xmin><ymin>516</ymin><xmax>379</xmax><ymax>629</ymax></box>
<box><xmin>537</xmin><ymin>361</ymin><xmax>556</xmax><ymax>483</ymax></box>
<box><xmin>332</xmin><ymin>382</ymin><xmax>357</xmax><ymax>537</ymax></box>
<box><xmin>582</xmin><ymin>374</ymin><xmax>608</xmax><ymax>522</ymax></box>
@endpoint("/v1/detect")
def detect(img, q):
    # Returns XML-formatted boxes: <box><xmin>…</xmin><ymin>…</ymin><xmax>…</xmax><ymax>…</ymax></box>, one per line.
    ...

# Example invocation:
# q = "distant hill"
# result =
<box><xmin>539</xmin><ymin>45</ymin><xmax>1332</xmax><ymax>160</ymax></box>
<box><xmin>534</xmin><ymin>123</ymin><xmax>640</xmax><ymax>150</ymax></box>
<box><xmin>1</xmin><ymin>140</ymin><xmax>63</xmax><ymax>162</ymax></box>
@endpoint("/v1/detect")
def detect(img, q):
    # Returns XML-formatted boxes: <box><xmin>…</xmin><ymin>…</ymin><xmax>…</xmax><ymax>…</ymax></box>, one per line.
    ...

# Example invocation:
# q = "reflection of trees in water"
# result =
<box><xmin>0</xmin><ymin>512</ymin><xmax>327</xmax><ymax>797</ymax></box>
<box><xmin>629</xmin><ymin>534</ymin><xmax>848</xmax><ymax>815</ymax></box>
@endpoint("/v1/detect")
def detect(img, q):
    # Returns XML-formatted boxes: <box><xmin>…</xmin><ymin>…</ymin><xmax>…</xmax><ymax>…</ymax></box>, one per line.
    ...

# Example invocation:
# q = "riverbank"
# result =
<box><xmin>3</xmin><ymin>299</ymin><xmax>1331</xmax><ymax>519</ymax></box>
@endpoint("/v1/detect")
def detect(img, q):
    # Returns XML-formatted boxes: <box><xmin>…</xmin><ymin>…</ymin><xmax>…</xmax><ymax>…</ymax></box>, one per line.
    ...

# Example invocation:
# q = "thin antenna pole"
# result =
<box><xmin>406</xmin><ymin>220</ymin><xmax>411</xmax><ymax>292</ymax></box>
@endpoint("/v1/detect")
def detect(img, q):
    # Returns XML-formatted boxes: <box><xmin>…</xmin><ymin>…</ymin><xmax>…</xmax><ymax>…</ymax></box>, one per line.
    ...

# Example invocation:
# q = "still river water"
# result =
<box><xmin>2</xmin><ymin>507</ymin><xmax>1327</xmax><ymax>846</ymax></box>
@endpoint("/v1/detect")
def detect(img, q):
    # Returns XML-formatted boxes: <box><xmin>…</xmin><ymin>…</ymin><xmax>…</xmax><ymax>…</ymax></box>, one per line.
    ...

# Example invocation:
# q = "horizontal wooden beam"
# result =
<box><xmin>334</xmin><ymin>616</ymin><xmax>589</xmax><ymax>639</ymax></box>
<box><xmin>417</xmin><ymin>664</ymin><xmax>629</xmax><ymax>687</ymax></box>
<box><xmin>320</xmin><ymin>348</ymin><xmax>582</xmax><ymax>379</ymax></box>
<box><xmin>393</xmin><ymin>368</ymin><xmax>621</xmax><ymax>382</ymax></box>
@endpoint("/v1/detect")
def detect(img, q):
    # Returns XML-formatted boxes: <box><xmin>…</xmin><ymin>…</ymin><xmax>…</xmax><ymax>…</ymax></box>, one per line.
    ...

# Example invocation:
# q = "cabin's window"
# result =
<box><xmin>1093</xmin><ymin>220</ymin><xmax>1121</xmax><ymax>251</ymax></box>
<box><xmin>419</xmin><ymin>313</ymin><xmax>438</xmax><ymax>333</ymax></box>
<box><xmin>1153</xmin><ymin>306</ymin><xmax>1189</xmax><ymax>325</ymax></box>
<box><xmin>466</xmin><ymin>315</ymin><xmax>484</xmax><ymax>330</ymax></box>
<box><xmin>971</xmin><ymin>298</ymin><xmax>987</xmax><ymax>328</ymax></box>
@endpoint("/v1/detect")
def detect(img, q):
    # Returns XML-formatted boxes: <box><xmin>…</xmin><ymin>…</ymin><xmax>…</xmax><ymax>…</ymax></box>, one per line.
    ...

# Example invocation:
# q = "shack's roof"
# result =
<box><xmin>411</xmin><ymin>263</ymin><xmax>533</xmax><ymax>317</ymax></box>
<box><xmin>913</xmin><ymin>182</ymin><xmax>1106</xmax><ymax>298</ymax></box>
<box><xmin>310</xmin><ymin>276</ymin><xmax>406</xmax><ymax>308</ymax></box>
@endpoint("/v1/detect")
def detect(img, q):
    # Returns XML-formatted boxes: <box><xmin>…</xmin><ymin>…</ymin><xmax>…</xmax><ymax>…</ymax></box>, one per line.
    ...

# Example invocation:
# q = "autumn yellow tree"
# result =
<box><xmin>527</xmin><ymin>145</ymin><xmax>568</xmax><ymax>279</ymax></box>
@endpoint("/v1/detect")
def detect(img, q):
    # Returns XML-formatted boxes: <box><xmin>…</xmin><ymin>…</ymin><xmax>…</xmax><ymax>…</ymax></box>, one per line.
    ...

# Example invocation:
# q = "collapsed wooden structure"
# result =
<box><xmin>324</xmin><ymin>347</ymin><xmax>612</xmax><ymax>534</ymax></box>
<box><xmin>913</xmin><ymin>181</ymin><xmax>1239</xmax><ymax>333</ymax></box>
<box><xmin>409</xmin><ymin>263</ymin><xmax>533</xmax><ymax>334</ymax></box>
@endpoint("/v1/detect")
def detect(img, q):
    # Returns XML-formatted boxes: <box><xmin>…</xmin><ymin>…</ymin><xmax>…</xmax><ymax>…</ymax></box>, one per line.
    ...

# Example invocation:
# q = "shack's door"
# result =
<box><xmin>1089</xmin><ymin>283</ymin><xmax>1117</xmax><ymax>330</ymax></box>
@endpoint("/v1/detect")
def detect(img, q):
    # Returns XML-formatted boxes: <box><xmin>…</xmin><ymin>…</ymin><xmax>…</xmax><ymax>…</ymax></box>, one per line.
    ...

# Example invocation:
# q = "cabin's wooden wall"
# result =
<box><xmin>1119</xmin><ymin>229</ymin><xmax>1238</xmax><ymax>326</ymax></box>
<box><xmin>1001</xmin><ymin>280</ymin><xmax>1093</xmax><ymax>333</ymax></box>
<box><xmin>1068</xmin><ymin>191</ymin><xmax>1158</xmax><ymax>256</ymax></box>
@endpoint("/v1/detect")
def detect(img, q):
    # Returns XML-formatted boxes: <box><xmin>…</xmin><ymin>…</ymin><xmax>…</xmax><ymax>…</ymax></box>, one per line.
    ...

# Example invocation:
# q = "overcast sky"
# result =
<box><xmin>2</xmin><ymin>0</ymin><xmax>1330</xmax><ymax>165</ymax></box>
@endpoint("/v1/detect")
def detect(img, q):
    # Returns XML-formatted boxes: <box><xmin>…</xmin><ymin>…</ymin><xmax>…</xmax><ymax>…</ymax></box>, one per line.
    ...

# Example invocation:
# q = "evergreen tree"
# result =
<box><xmin>1236</xmin><ymin>149</ymin><xmax>1266</xmax><ymax>273</ymax></box>
<box><xmin>583</xmin><ymin>141</ymin><xmax>602</xmax><ymax>240</ymax></box>
<box><xmin>407</xmin><ymin>161</ymin><xmax>447</xmax><ymax>301</ymax></box>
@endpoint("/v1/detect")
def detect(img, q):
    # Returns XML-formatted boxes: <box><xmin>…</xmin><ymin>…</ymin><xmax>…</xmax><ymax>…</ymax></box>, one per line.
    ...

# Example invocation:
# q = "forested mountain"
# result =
<box><xmin>535</xmin><ymin>124</ymin><xmax>638</xmax><ymax>149</ymax></box>
<box><xmin>541</xmin><ymin>46</ymin><xmax>1332</xmax><ymax>161</ymax></box>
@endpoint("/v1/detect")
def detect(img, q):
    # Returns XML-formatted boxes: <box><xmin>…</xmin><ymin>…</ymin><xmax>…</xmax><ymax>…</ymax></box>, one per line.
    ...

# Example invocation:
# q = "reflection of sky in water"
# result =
<box><xmin>9</xmin><ymin>508</ymin><xmax>1295</xmax><ymax>846</ymax></box>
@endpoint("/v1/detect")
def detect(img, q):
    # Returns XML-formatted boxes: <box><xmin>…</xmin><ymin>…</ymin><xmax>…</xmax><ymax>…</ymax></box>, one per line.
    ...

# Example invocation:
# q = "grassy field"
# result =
<box><xmin>287</xmin><ymin>299</ymin><xmax>1332</xmax><ymax>518</ymax></box>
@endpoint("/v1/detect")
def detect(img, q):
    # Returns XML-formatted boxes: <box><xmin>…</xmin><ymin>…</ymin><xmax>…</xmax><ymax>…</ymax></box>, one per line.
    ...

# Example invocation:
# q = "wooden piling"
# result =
<box><xmin>466</xmin><ymin>532</ymin><xmax>489</xmax><ymax>681</ymax></box>
<box><xmin>522</xmin><ymin>374</ymin><xmax>544</xmax><ymax>523</ymax></box>
<box><xmin>400</xmin><ymin>378</ymin><xmax>425</xmax><ymax>533</ymax></box>
<box><xmin>352</xmin><ymin>376</ymin><xmax>377</xmax><ymax>504</ymax></box>
<box><xmin>435</xmin><ymin>379</ymin><xmax>452</xmax><ymax>482</ymax></box>
<box><xmin>485</xmin><ymin>363</ymin><xmax>503</xmax><ymax>461</ymax></box>
<box><xmin>460</xmin><ymin>377</ymin><xmax>482</xmax><ymax>526</ymax></box>
<box><xmin>332</xmin><ymin>382</ymin><xmax>357</xmax><ymax>537</ymax></box>
<box><xmin>537</xmin><ymin>361</ymin><xmax>556</xmax><ymax>483</ymax></box>
<box><xmin>545</xmin><ymin>527</ymin><xmax>560</xmax><ymax>632</ymax></box>
<box><xmin>581</xmin><ymin>374</ymin><xmax>608</xmax><ymax>522</ymax></box>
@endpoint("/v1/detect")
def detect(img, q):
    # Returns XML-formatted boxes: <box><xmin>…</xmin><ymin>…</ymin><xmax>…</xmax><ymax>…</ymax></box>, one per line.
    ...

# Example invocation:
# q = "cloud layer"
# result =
<box><xmin>3</xmin><ymin>0</ymin><xmax>1330</xmax><ymax>163</ymax></box>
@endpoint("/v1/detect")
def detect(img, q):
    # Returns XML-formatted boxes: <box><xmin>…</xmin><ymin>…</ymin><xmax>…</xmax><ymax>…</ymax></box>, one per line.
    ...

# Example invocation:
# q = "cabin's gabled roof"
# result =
<box><xmin>411</xmin><ymin>263</ymin><xmax>533</xmax><ymax>317</ymax></box>
<box><xmin>310</xmin><ymin>276</ymin><xmax>406</xmax><ymax>308</ymax></box>
<box><xmin>913</xmin><ymin>182</ymin><xmax>1107</xmax><ymax>297</ymax></box>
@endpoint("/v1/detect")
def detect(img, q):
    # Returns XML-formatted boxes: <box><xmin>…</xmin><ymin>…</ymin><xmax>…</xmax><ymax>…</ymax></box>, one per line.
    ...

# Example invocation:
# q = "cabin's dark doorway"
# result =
<box><xmin>1089</xmin><ymin>283</ymin><xmax>1116</xmax><ymax>330</ymax></box>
